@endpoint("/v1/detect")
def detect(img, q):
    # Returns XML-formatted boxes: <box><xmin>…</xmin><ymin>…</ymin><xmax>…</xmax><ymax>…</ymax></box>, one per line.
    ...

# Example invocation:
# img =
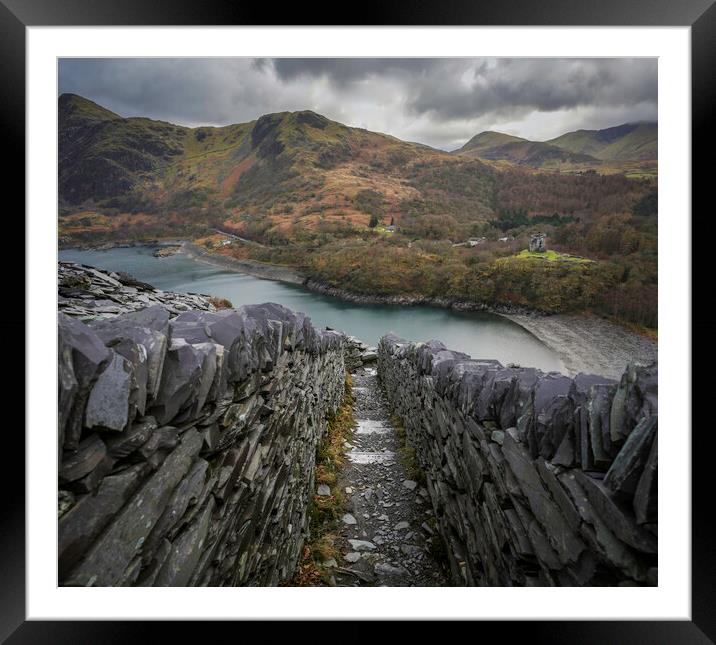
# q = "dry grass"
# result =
<box><xmin>284</xmin><ymin>373</ymin><xmax>355</xmax><ymax>586</ymax></box>
<box><xmin>208</xmin><ymin>296</ymin><xmax>234</xmax><ymax>310</ymax></box>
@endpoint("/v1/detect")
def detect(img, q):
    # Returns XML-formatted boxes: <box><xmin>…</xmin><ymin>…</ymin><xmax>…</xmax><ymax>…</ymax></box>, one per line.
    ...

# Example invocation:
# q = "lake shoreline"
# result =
<box><xmin>61</xmin><ymin>241</ymin><xmax>657</xmax><ymax>378</ymax></box>
<box><xmin>176</xmin><ymin>244</ymin><xmax>656</xmax><ymax>378</ymax></box>
<box><xmin>502</xmin><ymin>312</ymin><xmax>657</xmax><ymax>379</ymax></box>
<box><xmin>180</xmin><ymin>242</ymin><xmax>537</xmax><ymax>315</ymax></box>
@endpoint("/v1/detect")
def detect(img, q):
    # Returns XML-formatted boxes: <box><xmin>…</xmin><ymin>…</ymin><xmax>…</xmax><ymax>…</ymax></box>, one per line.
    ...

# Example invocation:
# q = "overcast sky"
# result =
<box><xmin>58</xmin><ymin>58</ymin><xmax>657</xmax><ymax>151</ymax></box>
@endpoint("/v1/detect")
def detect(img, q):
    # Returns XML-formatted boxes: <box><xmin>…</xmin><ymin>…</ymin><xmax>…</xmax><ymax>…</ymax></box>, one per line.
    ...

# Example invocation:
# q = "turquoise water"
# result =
<box><xmin>59</xmin><ymin>246</ymin><xmax>564</xmax><ymax>372</ymax></box>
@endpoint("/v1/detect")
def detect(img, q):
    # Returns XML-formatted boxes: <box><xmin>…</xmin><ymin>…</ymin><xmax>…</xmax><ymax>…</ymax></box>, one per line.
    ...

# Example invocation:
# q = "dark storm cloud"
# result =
<box><xmin>268</xmin><ymin>57</ymin><xmax>657</xmax><ymax>120</ymax></box>
<box><xmin>58</xmin><ymin>57</ymin><xmax>657</xmax><ymax>150</ymax></box>
<box><xmin>404</xmin><ymin>58</ymin><xmax>658</xmax><ymax>120</ymax></box>
<box><xmin>269</xmin><ymin>58</ymin><xmax>442</xmax><ymax>84</ymax></box>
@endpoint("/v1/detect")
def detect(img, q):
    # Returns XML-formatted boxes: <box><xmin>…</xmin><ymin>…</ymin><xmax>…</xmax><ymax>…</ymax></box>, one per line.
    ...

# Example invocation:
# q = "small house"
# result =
<box><xmin>467</xmin><ymin>237</ymin><xmax>486</xmax><ymax>247</ymax></box>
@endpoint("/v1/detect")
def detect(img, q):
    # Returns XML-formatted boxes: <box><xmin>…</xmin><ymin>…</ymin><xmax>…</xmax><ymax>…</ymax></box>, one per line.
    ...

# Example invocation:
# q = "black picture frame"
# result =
<box><xmin>4</xmin><ymin>0</ymin><xmax>709</xmax><ymax>641</ymax></box>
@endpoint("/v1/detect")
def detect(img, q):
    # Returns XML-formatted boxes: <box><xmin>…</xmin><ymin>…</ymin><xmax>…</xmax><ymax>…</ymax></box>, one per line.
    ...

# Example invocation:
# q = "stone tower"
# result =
<box><xmin>529</xmin><ymin>232</ymin><xmax>546</xmax><ymax>253</ymax></box>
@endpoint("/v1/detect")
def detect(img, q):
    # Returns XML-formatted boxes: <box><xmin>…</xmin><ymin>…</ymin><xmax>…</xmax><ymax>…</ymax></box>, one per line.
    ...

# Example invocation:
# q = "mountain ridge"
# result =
<box><xmin>454</xmin><ymin>121</ymin><xmax>656</xmax><ymax>168</ymax></box>
<box><xmin>58</xmin><ymin>93</ymin><xmax>654</xmax><ymax>248</ymax></box>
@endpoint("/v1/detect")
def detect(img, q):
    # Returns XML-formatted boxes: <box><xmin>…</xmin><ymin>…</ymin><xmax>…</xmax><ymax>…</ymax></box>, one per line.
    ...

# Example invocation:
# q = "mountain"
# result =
<box><xmin>59</xmin><ymin>93</ymin><xmax>501</xmax><ymax>241</ymax></box>
<box><xmin>58</xmin><ymin>94</ymin><xmax>657</xmax><ymax>329</ymax></box>
<box><xmin>59</xmin><ymin>94</ymin><xmax>654</xmax><ymax>248</ymax></box>
<box><xmin>456</xmin><ymin>131</ymin><xmax>528</xmax><ymax>154</ymax></box>
<box><xmin>546</xmin><ymin>122</ymin><xmax>657</xmax><ymax>161</ymax></box>
<box><xmin>454</xmin><ymin>122</ymin><xmax>657</xmax><ymax>171</ymax></box>
<box><xmin>454</xmin><ymin>130</ymin><xmax>599</xmax><ymax>168</ymax></box>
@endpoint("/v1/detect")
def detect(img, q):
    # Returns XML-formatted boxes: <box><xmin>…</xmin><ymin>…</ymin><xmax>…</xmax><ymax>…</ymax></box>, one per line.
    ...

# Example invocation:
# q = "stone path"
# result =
<box><xmin>328</xmin><ymin>365</ymin><xmax>449</xmax><ymax>587</ymax></box>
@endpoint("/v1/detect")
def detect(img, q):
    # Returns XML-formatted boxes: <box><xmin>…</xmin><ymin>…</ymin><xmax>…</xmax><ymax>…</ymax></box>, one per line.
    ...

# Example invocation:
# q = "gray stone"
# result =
<box><xmin>374</xmin><ymin>562</ymin><xmax>408</xmax><ymax>577</ymax></box>
<box><xmin>574</xmin><ymin>470</ymin><xmax>657</xmax><ymax>554</ymax></box>
<box><xmin>402</xmin><ymin>480</ymin><xmax>418</xmax><ymax>490</ymax></box>
<box><xmin>502</xmin><ymin>430</ymin><xmax>585</xmax><ymax>565</ymax></box>
<box><xmin>348</xmin><ymin>539</ymin><xmax>376</xmax><ymax>551</ymax></box>
<box><xmin>85</xmin><ymin>351</ymin><xmax>133</xmax><ymax>432</ymax></box>
<box><xmin>59</xmin><ymin>463</ymin><xmax>149</xmax><ymax>578</ymax></box>
<box><xmin>394</xmin><ymin>521</ymin><xmax>410</xmax><ymax>531</ymax></box>
<box><xmin>59</xmin><ymin>434</ymin><xmax>107</xmax><ymax>484</ymax></box>
<box><xmin>633</xmin><ymin>430</ymin><xmax>658</xmax><ymax>525</ymax></box>
<box><xmin>105</xmin><ymin>416</ymin><xmax>158</xmax><ymax>460</ymax></box>
<box><xmin>58</xmin><ymin>313</ymin><xmax>111</xmax><ymax>449</ymax></box>
<box><xmin>490</xmin><ymin>430</ymin><xmax>505</xmax><ymax>445</ymax></box>
<box><xmin>317</xmin><ymin>484</ymin><xmax>331</xmax><ymax>497</ymax></box>
<box><xmin>604</xmin><ymin>416</ymin><xmax>657</xmax><ymax>495</ymax></box>
<box><xmin>153</xmin><ymin>498</ymin><xmax>215</xmax><ymax>586</ymax></box>
<box><xmin>64</xmin><ymin>429</ymin><xmax>203</xmax><ymax>586</ymax></box>
<box><xmin>143</xmin><ymin>458</ymin><xmax>209</xmax><ymax>559</ymax></box>
<box><xmin>343</xmin><ymin>552</ymin><xmax>361</xmax><ymax>563</ymax></box>
<box><xmin>151</xmin><ymin>339</ymin><xmax>204</xmax><ymax>424</ymax></box>
<box><xmin>342</xmin><ymin>513</ymin><xmax>357</xmax><ymax>525</ymax></box>
<box><xmin>137</xmin><ymin>425</ymin><xmax>179</xmax><ymax>461</ymax></box>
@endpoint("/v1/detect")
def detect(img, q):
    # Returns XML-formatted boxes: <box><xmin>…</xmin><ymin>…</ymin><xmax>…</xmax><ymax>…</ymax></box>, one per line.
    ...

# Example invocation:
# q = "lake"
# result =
<box><xmin>59</xmin><ymin>246</ymin><xmax>564</xmax><ymax>373</ymax></box>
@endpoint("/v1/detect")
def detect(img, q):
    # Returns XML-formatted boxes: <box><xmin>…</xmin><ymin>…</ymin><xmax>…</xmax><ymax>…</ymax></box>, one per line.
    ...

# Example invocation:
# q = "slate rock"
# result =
<box><xmin>58</xmin><ymin>313</ymin><xmax>111</xmax><ymax>449</ymax></box>
<box><xmin>153</xmin><ymin>497</ymin><xmax>215</xmax><ymax>586</ymax></box>
<box><xmin>374</xmin><ymin>562</ymin><xmax>408</xmax><ymax>577</ymax></box>
<box><xmin>66</xmin><ymin>454</ymin><xmax>116</xmax><ymax>495</ymax></box>
<box><xmin>604</xmin><ymin>416</ymin><xmax>657</xmax><ymax>495</ymax></box>
<box><xmin>105</xmin><ymin>416</ymin><xmax>158</xmax><ymax>460</ymax></box>
<box><xmin>85</xmin><ymin>351</ymin><xmax>133</xmax><ymax>432</ymax></box>
<box><xmin>574</xmin><ymin>470</ymin><xmax>657</xmax><ymax>554</ymax></box>
<box><xmin>59</xmin><ymin>463</ymin><xmax>149</xmax><ymax>578</ymax></box>
<box><xmin>151</xmin><ymin>339</ymin><xmax>205</xmax><ymax>424</ymax></box>
<box><xmin>501</xmin><ymin>429</ymin><xmax>585</xmax><ymax>565</ymax></box>
<box><xmin>59</xmin><ymin>434</ymin><xmax>107</xmax><ymax>484</ymax></box>
<box><xmin>633</xmin><ymin>430</ymin><xmax>658</xmax><ymax>525</ymax></box>
<box><xmin>63</xmin><ymin>429</ymin><xmax>203</xmax><ymax>586</ymax></box>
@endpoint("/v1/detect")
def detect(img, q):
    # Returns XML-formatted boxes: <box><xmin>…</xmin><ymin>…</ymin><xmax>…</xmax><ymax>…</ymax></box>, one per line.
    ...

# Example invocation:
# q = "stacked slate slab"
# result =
<box><xmin>59</xmin><ymin>260</ymin><xmax>218</xmax><ymax>319</ymax></box>
<box><xmin>58</xmin><ymin>264</ymin><xmax>346</xmax><ymax>587</ymax></box>
<box><xmin>377</xmin><ymin>334</ymin><xmax>658</xmax><ymax>587</ymax></box>
<box><xmin>342</xmin><ymin>335</ymin><xmax>378</xmax><ymax>372</ymax></box>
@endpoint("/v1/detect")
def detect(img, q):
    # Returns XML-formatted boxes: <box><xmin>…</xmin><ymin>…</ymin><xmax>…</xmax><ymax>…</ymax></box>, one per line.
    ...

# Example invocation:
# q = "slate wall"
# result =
<box><xmin>58</xmin><ymin>303</ymin><xmax>346</xmax><ymax>587</ymax></box>
<box><xmin>377</xmin><ymin>334</ymin><xmax>658</xmax><ymax>587</ymax></box>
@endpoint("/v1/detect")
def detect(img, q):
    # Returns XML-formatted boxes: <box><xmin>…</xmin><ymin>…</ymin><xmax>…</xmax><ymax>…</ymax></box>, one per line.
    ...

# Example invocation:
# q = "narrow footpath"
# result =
<box><xmin>329</xmin><ymin>364</ymin><xmax>449</xmax><ymax>587</ymax></box>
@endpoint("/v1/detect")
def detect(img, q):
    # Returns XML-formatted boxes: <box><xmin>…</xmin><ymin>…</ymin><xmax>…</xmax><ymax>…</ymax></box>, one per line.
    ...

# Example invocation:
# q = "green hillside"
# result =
<box><xmin>454</xmin><ymin>121</ymin><xmax>657</xmax><ymax>173</ymax></box>
<box><xmin>455</xmin><ymin>130</ymin><xmax>527</xmax><ymax>154</ymax></box>
<box><xmin>547</xmin><ymin>122</ymin><xmax>657</xmax><ymax>161</ymax></box>
<box><xmin>455</xmin><ymin>133</ymin><xmax>599</xmax><ymax>168</ymax></box>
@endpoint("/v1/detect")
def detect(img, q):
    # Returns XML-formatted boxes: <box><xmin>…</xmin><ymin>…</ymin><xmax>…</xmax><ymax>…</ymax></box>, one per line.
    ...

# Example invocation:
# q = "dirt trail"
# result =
<box><xmin>327</xmin><ymin>365</ymin><xmax>449</xmax><ymax>587</ymax></box>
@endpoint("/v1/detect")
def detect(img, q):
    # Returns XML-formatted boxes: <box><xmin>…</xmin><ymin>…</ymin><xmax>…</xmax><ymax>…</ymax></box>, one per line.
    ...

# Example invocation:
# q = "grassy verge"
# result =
<box><xmin>511</xmin><ymin>249</ymin><xmax>593</xmax><ymax>264</ymax></box>
<box><xmin>285</xmin><ymin>373</ymin><xmax>356</xmax><ymax>586</ymax></box>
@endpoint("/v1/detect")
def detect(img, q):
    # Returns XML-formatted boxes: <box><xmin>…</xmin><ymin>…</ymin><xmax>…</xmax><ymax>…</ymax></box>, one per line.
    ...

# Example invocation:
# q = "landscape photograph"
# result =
<box><xmin>57</xmin><ymin>57</ymin><xmax>658</xmax><ymax>588</ymax></box>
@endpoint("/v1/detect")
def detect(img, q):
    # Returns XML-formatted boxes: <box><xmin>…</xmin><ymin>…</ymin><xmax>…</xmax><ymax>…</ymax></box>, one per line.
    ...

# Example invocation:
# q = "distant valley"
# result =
<box><xmin>58</xmin><ymin>94</ymin><xmax>658</xmax><ymax>330</ymax></box>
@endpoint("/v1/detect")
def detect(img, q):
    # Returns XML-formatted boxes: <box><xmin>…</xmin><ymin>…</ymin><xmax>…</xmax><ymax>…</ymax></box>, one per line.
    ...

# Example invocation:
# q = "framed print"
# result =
<box><xmin>4</xmin><ymin>0</ymin><xmax>712</xmax><ymax>640</ymax></box>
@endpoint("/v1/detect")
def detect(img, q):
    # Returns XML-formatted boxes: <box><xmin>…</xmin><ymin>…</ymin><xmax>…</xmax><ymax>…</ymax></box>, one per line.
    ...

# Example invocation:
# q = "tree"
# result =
<box><xmin>369</xmin><ymin>214</ymin><xmax>379</xmax><ymax>228</ymax></box>
<box><xmin>632</xmin><ymin>189</ymin><xmax>657</xmax><ymax>217</ymax></box>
